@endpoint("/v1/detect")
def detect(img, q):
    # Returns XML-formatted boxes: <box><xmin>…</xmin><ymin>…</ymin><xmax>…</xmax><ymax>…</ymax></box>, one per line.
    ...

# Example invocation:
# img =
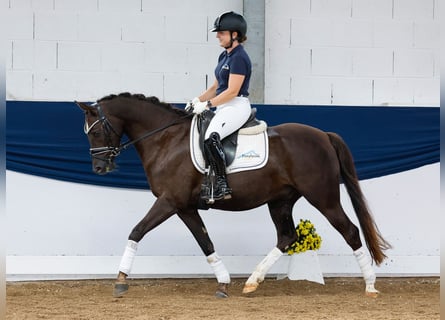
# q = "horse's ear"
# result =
<box><xmin>75</xmin><ymin>101</ymin><xmax>93</xmax><ymax>112</ymax></box>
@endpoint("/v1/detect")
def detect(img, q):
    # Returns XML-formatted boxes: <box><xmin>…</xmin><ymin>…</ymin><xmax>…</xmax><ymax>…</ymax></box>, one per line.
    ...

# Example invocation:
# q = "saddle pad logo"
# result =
<box><xmin>237</xmin><ymin>150</ymin><xmax>260</xmax><ymax>159</ymax></box>
<box><xmin>190</xmin><ymin>116</ymin><xmax>269</xmax><ymax>175</ymax></box>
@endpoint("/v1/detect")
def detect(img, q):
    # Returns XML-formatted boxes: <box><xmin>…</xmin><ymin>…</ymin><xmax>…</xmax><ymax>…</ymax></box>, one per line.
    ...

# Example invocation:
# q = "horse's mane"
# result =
<box><xmin>98</xmin><ymin>92</ymin><xmax>188</xmax><ymax>116</ymax></box>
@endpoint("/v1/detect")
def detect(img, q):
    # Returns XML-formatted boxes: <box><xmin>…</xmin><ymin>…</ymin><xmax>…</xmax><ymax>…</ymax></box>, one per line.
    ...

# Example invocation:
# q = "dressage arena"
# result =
<box><xmin>6</xmin><ymin>277</ymin><xmax>439</xmax><ymax>319</ymax></box>
<box><xmin>5</xmin><ymin>2</ymin><xmax>440</xmax><ymax>320</ymax></box>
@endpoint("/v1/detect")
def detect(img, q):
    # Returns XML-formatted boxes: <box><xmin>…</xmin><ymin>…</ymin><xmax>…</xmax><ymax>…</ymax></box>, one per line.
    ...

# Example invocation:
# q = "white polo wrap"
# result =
<box><xmin>246</xmin><ymin>247</ymin><xmax>282</xmax><ymax>285</ymax></box>
<box><xmin>353</xmin><ymin>246</ymin><xmax>376</xmax><ymax>285</ymax></box>
<box><xmin>207</xmin><ymin>252</ymin><xmax>230</xmax><ymax>284</ymax></box>
<box><xmin>118</xmin><ymin>240</ymin><xmax>138</xmax><ymax>275</ymax></box>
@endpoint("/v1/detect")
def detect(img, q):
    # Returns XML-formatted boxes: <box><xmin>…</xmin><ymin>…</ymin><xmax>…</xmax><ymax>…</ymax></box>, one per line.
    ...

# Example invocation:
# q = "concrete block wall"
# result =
<box><xmin>6</xmin><ymin>0</ymin><xmax>243</xmax><ymax>102</ymax></box>
<box><xmin>265</xmin><ymin>0</ymin><xmax>439</xmax><ymax>105</ymax></box>
<box><xmin>6</xmin><ymin>0</ymin><xmax>440</xmax><ymax>106</ymax></box>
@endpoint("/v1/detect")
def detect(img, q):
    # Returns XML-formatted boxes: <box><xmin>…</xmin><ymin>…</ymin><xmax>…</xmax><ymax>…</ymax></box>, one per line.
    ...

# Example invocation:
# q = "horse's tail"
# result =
<box><xmin>327</xmin><ymin>132</ymin><xmax>391</xmax><ymax>265</ymax></box>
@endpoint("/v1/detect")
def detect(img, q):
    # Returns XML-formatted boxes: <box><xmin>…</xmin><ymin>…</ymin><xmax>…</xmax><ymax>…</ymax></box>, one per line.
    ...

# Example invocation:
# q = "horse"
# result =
<box><xmin>76</xmin><ymin>92</ymin><xmax>391</xmax><ymax>298</ymax></box>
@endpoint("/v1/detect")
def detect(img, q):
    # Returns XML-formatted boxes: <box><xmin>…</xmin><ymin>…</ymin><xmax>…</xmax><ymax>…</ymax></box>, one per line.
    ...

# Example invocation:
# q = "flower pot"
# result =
<box><xmin>287</xmin><ymin>250</ymin><xmax>324</xmax><ymax>284</ymax></box>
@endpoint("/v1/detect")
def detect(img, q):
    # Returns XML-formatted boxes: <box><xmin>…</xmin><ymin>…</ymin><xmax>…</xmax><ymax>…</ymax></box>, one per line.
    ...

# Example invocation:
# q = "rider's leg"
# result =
<box><xmin>203</xmin><ymin>132</ymin><xmax>232</xmax><ymax>201</ymax></box>
<box><xmin>201</xmin><ymin>98</ymin><xmax>251</xmax><ymax>202</ymax></box>
<box><xmin>204</xmin><ymin>98</ymin><xmax>251</xmax><ymax>141</ymax></box>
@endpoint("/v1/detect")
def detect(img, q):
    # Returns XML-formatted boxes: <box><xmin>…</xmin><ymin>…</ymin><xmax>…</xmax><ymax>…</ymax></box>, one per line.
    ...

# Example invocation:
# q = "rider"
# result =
<box><xmin>187</xmin><ymin>11</ymin><xmax>252</xmax><ymax>202</ymax></box>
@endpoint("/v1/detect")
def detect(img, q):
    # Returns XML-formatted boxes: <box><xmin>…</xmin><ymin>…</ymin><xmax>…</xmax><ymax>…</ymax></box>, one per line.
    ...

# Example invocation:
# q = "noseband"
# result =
<box><xmin>84</xmin><ymin>102</ymin><xmax>193</xmax><ymax>163</ymax></box>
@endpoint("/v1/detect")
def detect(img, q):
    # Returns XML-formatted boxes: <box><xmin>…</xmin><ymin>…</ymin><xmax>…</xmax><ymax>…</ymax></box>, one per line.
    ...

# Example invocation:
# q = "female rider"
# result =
<box><xmin>187</xmin><ymin>11</ymin><xmax>252</xmax><ymax>202</ymax></box>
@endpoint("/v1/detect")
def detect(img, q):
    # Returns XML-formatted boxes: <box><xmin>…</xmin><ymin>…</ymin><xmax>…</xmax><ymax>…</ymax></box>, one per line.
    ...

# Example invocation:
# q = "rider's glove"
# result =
<box><xmin>191</xmin><ymin>100</ymin><xmax>208</xmax><ymax>114</ymax></box>
<box><xmin>185</xmin><ymin>97</ymin><xmax>200</xmax><ymax>112</ymax></box>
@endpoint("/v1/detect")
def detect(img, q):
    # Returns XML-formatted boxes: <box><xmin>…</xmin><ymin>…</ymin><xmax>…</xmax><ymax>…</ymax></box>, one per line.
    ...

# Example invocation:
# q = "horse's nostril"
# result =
<box><xmin>94</xmin><ymin>166</ymin><xmax>103</xmax><ymax>173</ymax></box>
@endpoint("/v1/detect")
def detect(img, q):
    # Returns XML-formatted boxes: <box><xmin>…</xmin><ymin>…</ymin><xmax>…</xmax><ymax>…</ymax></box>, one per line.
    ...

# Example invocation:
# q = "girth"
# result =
<box><xmin>197</xmin><ymin>108</ymin><xmax>262</xmax><ymax>166</ymax></box>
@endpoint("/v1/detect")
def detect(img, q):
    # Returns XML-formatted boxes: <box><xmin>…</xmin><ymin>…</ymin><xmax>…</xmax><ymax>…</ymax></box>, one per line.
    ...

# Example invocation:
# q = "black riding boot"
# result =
<box><xmin>201</xmin><ymin>132</ymin><xmax>232</xmax><ymax>202</ymax></box>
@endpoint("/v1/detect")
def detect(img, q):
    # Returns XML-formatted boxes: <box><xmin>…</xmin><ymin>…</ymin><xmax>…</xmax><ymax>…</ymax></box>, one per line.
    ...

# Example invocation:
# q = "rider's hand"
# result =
<box><xmin>185</xmin><ymin>97</ymin><xmax>200</xmax><ymax>112</ymax></box>
<box><xmin>191</xmin><ymin>100</ymin><xmax>208</xmax><ymax>114</ymax></box>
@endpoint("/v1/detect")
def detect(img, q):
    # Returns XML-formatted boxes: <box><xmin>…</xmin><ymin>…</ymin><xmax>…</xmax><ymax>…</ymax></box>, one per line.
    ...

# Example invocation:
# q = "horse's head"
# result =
<box><xmin>76</xmin><ymin>101</ymin><xmax>123</xmax><ymax>175</ymax></box>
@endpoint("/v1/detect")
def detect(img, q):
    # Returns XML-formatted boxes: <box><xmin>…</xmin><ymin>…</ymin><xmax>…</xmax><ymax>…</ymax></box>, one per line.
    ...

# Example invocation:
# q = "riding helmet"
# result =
<box><xmin>211</xmin><ymin>11</ymin><xmax>247</xmax><ymax>39</ymax></box>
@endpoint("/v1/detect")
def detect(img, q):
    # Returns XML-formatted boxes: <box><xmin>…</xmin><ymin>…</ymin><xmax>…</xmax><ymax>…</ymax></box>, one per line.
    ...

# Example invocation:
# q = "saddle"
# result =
<box><xmin>197</xmin><ymin>108</ymin><xmax>264</xmax><ymax>166</ymax></box>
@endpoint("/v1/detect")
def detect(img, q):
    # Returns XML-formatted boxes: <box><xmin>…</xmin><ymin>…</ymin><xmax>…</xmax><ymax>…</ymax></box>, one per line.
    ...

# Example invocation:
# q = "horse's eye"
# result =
<box><xmin>91</xmin><ymin>130</ymin><xmax>101</xmax><ymax>138</ymax></box>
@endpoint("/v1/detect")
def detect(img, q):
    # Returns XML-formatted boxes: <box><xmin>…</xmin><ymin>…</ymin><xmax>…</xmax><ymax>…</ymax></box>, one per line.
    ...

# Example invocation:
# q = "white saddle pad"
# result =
<box><xmin>190</xmin><ymin>115</ymin><xmax>269</xmax><ymax>175</ymax></box>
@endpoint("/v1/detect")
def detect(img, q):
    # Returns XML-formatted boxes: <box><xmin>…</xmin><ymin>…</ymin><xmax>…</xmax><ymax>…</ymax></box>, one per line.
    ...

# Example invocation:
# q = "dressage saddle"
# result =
<box><xmin>196</xmin><ymin>108</ymin><xmax>262</xmax><ymax>166</ymax></box>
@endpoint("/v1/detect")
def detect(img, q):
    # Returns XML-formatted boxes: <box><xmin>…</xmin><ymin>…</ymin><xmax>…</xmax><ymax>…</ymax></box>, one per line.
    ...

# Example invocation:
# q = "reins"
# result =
<box><xmin>118</xmin><ymin>113</ymin><xmax>193</xmax><ymax>152</ymax></box>
<box><xmin>86</xmin><ymin>102</ymin><xmax>193</xmax><ymax>160</ymax></box>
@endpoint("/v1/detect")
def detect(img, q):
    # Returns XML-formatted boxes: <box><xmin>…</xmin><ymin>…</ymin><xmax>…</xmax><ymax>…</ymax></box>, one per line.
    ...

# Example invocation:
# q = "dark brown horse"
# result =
<box><xmin>76</xmin><ymin>93</ymin><xmax>391</xmax><ymax>298</ymax></box>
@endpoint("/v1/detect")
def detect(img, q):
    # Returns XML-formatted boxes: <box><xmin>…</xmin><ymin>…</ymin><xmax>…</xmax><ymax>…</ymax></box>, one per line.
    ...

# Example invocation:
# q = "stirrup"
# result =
<box><xmin>203</xmin><ymin>188</ymin><xmax>231</xmax><ymax>204</ymax></box>
<box><xmin>200</xmin><ymin>168</ymin><xmax>215</xmax><ymax>204</ymax></box>
<box><xmin>200</xmin><ymin>175</ymin><xmax>232</xmax><ymax>204</ymax></box>
<box><xmin>201</xmin><ymin>184</ymin><xmax>231</xmax><ymax>204</ymax></box>
<box><xmin>211</xmin><ymin>177</ymin><xmax>232</xmax><ymax>202</ymax></box>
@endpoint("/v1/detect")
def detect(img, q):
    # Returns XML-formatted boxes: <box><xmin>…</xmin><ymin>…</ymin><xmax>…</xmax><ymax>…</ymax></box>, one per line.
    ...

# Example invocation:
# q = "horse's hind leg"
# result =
<box><xmin>320</xmin><ymin>203</ymin><xmax>362</xmax><ymax>251</ymax></box>
<box><xmin>310</xmin><ymin>196</ymin><xmax>379</xmax><ymax>297</ymax></box>
<box><xmin>267</xmin><ymin>200</ymin><xmax>299</xmax><ymax>252</ymax></box>
<box><xmin>243</xmin><ymin>200</ymin><xmax>297</xmax><ymax>294</ymax></box>
<box><xmin>177</xmin><ymin>209</ymin><xmax>230</xmax><ymax>298</ymax></box>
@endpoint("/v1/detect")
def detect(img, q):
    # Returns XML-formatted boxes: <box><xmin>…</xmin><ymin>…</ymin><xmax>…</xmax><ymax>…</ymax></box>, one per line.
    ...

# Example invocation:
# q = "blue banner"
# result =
<box><xmin>6</xmin><ymin>101</ymin><xmax>439</xmax><ymax>189</ymax></box>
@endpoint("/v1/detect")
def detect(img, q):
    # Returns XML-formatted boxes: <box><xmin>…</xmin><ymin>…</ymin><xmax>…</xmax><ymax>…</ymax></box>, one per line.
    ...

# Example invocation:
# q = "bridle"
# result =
<box><xmin>84</xmin><ymin>102</ymin><xmax>192</xmax><ymax>163</ymax></box>
<box><xmin>83</xmin><ymin>103</ymin><xmax>122</xmax><ymax>164</ymax></box>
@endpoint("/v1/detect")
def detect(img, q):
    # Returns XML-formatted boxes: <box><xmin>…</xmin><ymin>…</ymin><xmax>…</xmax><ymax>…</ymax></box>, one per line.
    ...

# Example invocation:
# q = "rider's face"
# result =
<box><xmin>216</xmin><ymin>31</ymin><xmax>234</xmax><ymax>48</ymax></box>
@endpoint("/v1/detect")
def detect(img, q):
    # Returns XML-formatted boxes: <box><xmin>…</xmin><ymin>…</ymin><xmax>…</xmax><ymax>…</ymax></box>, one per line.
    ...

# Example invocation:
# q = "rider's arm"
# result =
<box><xmin>198</xmin><ymin>80</ymin><xmax>218</xmax><ymax>103</ymax></box>
<box><xmin>204</xmin><ymin>74</ymin><xmax>245</xmax><ymax>107</ymax></box>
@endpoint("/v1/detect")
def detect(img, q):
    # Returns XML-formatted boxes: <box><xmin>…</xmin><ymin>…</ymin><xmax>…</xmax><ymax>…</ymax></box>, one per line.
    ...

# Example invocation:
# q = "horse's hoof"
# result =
<box><xmin>215</xmin><ymin>291</ymin><xmax>229</xmax><ymax>298</ymax></box>
<box><xmin>113</xmin><ymin>282</ymin><xmax>129</xmax><ymax>298</ymax></box>
<box><xmin>365</xmin><ymin>291</ymin><xmax>379</xmax><ymax>298</ymax></box>
<box><xmin>242</xmin><ymin>283</ymin><xmax>258</xmax><ymax>294</ymax></box>
<box><xmin>215</xmin><ymin>283</ymin><xmax>229</xmax><ymax>298</ymax></box>
<box><xmin>365</xmin><ymin>284</ymin><xmax>379</xmax><ymax>298</ymax></box>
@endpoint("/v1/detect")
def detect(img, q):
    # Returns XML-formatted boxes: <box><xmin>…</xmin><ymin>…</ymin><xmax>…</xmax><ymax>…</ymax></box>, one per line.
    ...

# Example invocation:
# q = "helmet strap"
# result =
<box><xmin>224</xmin><ymin>31</ymin><xmax>236</xmax><ymax>49</ymax></box>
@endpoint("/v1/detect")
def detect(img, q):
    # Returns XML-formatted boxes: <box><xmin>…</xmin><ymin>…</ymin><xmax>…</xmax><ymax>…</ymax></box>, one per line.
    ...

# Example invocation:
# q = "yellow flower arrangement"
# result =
<box><xmin>287</xmin><ymin>219</ymin><xmax>322</xmax><ymax>255</ymax></box>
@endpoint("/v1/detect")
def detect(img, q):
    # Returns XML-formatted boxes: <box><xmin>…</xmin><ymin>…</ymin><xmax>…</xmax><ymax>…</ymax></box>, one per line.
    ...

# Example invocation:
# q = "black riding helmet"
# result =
<box><xmin>211</xmin><ymin>11</ymin><xmax>247</xmax><ymax>46</ymax></box>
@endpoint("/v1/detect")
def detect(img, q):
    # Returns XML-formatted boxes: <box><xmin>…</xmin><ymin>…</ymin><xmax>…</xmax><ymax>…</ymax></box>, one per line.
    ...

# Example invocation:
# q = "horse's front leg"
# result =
<box><xmin>113</xmin><ymin>196</ymin><xmax>177</xmax><ymax>298</ymax></box>
<box><xmin>177</xmin><ymin>209</ymin><xmax>230</xmax><ymax>298</ymax></box>
<box><xmin>242</xmin><ymin>200</ymin><xmax>295</xmax><ymax>294</ymax></box>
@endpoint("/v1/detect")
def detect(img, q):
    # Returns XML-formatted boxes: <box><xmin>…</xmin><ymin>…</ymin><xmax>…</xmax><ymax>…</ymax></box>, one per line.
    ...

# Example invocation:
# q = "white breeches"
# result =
<box><xmin>204</xmin><ymin>97</ymin><xmax>252</xmax><ymax>140</ymax></box>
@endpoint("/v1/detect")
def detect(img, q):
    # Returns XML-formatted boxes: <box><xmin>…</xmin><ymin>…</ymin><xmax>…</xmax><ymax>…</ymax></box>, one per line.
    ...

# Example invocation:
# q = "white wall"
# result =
<box><xmin>264</xmin><ymin>0</ymin><xmax>440</xmax><ymax>105</ymax></box>
<box><xmin>5</xmin><ymin>0</ymin><xmax>242</xmax><ymax>102</ymax></box>
<box><xmin>5</xmin><ymin>0</ymin><xmax>440</xmax><ymax>105</ymax></box>
<box><xmin>6</xmin><ymin>163</ymin><xmax>440</xmax><ymax>280</ymax></box>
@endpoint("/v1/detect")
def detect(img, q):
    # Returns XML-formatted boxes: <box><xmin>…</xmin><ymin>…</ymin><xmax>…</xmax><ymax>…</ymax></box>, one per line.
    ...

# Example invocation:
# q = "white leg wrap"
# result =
<box><xmin>118</xmin><ymin>240</ymin><xmax>138</xmax><ymax>275</ymax></box>
<box><xmin>207</xmin><ymin>252</ymin><xmax>230</xmax><ymax>284</ymax></box>
<box><xmin>354</xmin><ymin>246</ymin><xmax>379</xmax><ymax>294</ymax></box>
<box><xmin>246</xmin><ymin>247</ymin><xmax>282</xmax><ymax>285</ymax></box>
<box><xmin>353</xmin><ymin>246</ymin><xmax>376</xmax><ymax>285</ymax></box>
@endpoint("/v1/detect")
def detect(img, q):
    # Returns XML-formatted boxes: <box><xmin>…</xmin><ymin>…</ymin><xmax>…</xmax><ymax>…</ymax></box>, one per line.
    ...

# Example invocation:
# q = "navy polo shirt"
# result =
<box><xmin>215</xmin><ymin>45</ymin><xmax>252</xmax><ymax>96</ymax></box>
